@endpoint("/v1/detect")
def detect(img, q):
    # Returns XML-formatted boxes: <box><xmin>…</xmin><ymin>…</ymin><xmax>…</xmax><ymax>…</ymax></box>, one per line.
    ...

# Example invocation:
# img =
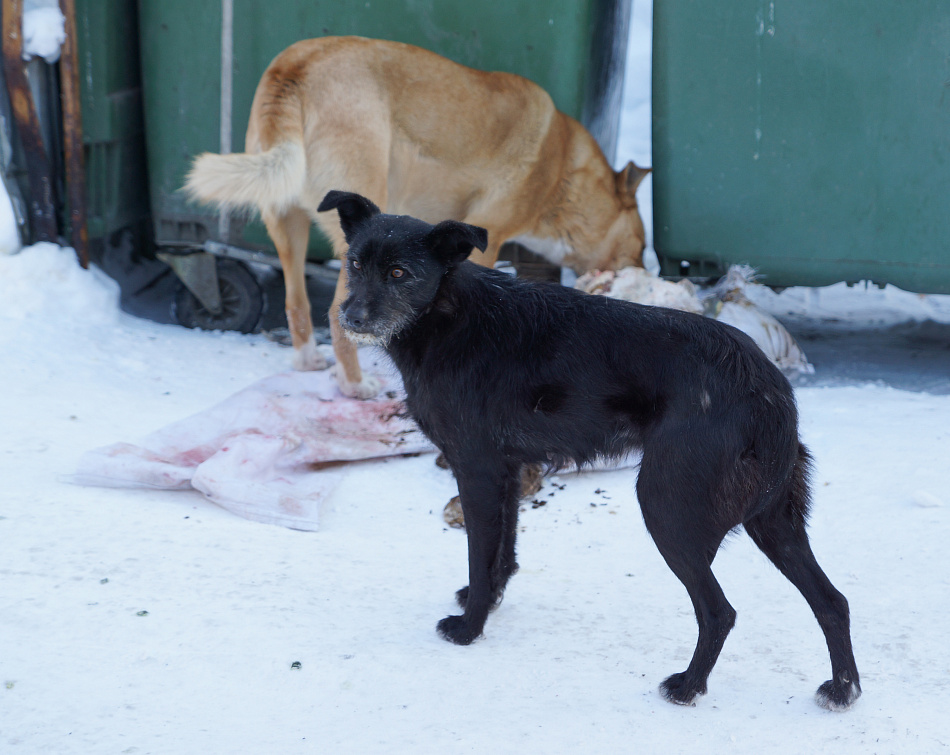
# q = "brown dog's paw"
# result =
<box><xmin>444</xmin><ymin>465</ymin><xmax>542</xmax><ymax>530</ymax></box>
<box><xmin>292</xmin><ymin>340</ymin><xmax>329</xmax><ymax>371</ymax></box>
<box><xmin>519</xmin><ymin>463</ymin><xmax>544</xmax><ymax>498</ymax></box>
<box><xmin>443</xmin><ymin>496</ymin><xmax>464</xmax><ymax>528</ymax></box>
<box><xmin>331</xmin><ymin>365</ymin><xmax>382</xmax><ymax>399</ymax></box>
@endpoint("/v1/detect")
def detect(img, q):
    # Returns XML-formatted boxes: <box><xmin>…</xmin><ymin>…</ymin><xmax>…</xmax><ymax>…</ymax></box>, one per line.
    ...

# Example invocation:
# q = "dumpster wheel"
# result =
<box><xmin>172</xmin><ymin>258</ymin><xmax>264</xmax><ymax>334</ymax></box>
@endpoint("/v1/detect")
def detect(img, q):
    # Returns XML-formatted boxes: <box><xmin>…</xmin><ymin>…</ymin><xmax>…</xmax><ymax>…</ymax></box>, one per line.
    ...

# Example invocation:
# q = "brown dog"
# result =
<box><xmin>186</xmin><ymin>36</ymin><xmax>650</xmax><ymax>398</ymax></box>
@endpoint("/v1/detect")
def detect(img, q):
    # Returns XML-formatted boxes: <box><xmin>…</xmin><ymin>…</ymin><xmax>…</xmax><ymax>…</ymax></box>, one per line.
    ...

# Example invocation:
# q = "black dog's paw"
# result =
<box><xmin>455</xmin><ymin>586</ymin><xmax>506</xmax><ymax>612</ymax></box>
<box><xmin>659</xmin><ymin>673</ymin><xmax>706</xmax><ymax>706</ymax></box>
<box><xmin>436</xmin><ymin>615</ymin><xmax>482</xmax><ymax>645</ymax></box>
<box><xmin>815</xmin><ymin>678</ymin><xmax>861</xmax><ymax>711</ymax></box>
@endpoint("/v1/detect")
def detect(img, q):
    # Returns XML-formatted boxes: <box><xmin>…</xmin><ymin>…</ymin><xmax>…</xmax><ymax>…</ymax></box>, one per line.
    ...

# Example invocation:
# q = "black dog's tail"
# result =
<box><xmin>745</xmin><ymin>419</ymin><xmax>813</xmax><ymax>529</ymax></box>
<box><xmin>738</xmin><ymin>440</ymin><xmax>815</xmax><ymax>567</ymax></box>
<box><xmin>782</xmin><ymin>442</ymin><xmax>814</xmax><ymax>528</ymax></box>
<box><xmin>720</xmin><ymin>340</ymin><xmax>811</xmax><ymax>529</ymax></box>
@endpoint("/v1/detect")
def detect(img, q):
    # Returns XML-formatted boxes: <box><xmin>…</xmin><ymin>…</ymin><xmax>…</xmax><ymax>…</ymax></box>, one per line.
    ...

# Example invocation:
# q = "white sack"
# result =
<box><xmin>72</xmin><ymin>368</ymin><xmax>435</xmax><ymax>531</ymax></box>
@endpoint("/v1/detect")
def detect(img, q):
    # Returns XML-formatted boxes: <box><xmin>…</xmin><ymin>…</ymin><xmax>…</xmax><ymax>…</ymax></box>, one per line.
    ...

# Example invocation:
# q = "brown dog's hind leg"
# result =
<box><xmin>442</xmin><ymin>462</ymin><xmax>543</xmax><ymax>529</ymax></box>
<box><xmin>264</xmin><ymin>206</ymin><xmax>327</xmax><ymax>371</ymax></box>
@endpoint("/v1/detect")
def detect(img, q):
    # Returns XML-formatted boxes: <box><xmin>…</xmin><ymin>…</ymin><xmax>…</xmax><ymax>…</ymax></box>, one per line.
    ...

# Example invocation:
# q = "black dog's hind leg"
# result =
<box><xmin>652</xmin><ymin>545</ymin><xmax>736</xmax><ymax>705</ymax></box>
<box><xmin>744</xmin><ymin>501</ymin><xmax>860</xmax><ymax>710</ymax></box>
<box><xmin>438</xmin><ymin>458</ymin><xmax>521</xmax><ymax>645</ymax></box>
<box><xmin>637</xmin><ymin>450</ymin><xmax>737</xmax><ymax>705</ymax></box>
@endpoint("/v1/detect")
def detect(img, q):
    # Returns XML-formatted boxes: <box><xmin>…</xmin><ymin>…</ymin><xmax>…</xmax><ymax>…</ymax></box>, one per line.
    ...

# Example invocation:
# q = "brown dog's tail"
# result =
<box><xmin>186</xmin><ymin>64</ymin><xmax>308</xmax><ymax>215</ymax></box>
<box><xmin>184</xmin><ymin>61</ymin><xmax>307</xmax><ymax>215</ymax></box>
<box><xmin>184</xmin><ymin>139</ymin><xmax>306</xmax><ymax>216</ymax></box>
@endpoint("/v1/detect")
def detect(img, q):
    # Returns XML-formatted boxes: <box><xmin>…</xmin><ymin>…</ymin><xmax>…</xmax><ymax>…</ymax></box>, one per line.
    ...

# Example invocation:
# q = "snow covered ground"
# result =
<box><xmin>5</xmin><ymin>253</ymin><xmax>950</xmax><ymax>755</ymax></box>
<box><xmin>3</xmin><ymin>3</ymin><xmax>950</xmax><ymax>752</ymax></box>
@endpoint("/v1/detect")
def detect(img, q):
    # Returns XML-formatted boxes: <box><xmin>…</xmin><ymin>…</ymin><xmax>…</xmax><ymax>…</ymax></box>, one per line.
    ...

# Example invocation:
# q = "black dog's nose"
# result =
<box><xmin>341</xmin><ymin>303</ymin><xmax>370</xmax><ymax>332</ymax></box>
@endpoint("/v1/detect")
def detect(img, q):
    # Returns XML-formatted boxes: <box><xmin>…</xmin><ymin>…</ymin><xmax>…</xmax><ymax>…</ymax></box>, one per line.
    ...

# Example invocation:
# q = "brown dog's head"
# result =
<box><xmin>318</xmin><ymin>190</ymin><xmax>487</xmax><ymax>346</ymax></box>
<box><xmin>563</xmin><ymin>161</ymin><xmax>651</xmax><ymax>274</ymax></box>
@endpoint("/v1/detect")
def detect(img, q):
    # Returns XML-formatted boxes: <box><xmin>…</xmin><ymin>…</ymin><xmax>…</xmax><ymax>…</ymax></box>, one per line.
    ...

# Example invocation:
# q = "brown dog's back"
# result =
<box><xmin>185</xmin><ymin>36</ymin><xmax>649</xmax><ymax>397</ymax></box>
<box><xmin>244</xmin><ymin>37</ymin><xmax>565</xmax><ymax>228</ymax></box>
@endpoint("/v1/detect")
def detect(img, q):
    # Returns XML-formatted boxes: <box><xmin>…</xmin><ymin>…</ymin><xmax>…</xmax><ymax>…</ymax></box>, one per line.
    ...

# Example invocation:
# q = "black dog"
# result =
<box><xmin>317</xmin><ymin>190</ymin><xmax>861</xmax><ymax>711</ymax></box>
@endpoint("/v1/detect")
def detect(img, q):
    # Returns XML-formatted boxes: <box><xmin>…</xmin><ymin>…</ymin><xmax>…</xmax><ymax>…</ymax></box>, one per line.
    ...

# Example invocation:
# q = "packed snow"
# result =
<box><xmin>21</xmin><ymin>0</ymin><xmax>66</xmax><ymax>64</ymax></box>
<box><xmin>2</xmin><ymin>2</ymin><xmax>950</xmax><ymax>752</ymax></box>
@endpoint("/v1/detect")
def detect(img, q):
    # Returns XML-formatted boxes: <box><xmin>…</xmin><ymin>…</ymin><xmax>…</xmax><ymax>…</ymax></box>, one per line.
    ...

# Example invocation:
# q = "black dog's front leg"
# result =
<box><xmin>437</xmin><ymin>459</ymin><xmax>521</xmax><ymax>645</ymax></box>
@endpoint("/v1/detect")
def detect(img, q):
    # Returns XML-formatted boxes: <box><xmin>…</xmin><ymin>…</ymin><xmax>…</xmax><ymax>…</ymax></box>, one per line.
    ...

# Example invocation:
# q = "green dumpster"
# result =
<box><xmin>652</xmin><ymin>1</ymin><xmax>950</xmax><ymax>294</ymax></box>
<box><xmin>75</xmin><ymin>0</ymin><xmax>150</xmax><ymax>244</ymax></box>
<box><xmin>136</xmin><ymin>0</ymin><xmax>633</xmax><ymax>263</ymax></box>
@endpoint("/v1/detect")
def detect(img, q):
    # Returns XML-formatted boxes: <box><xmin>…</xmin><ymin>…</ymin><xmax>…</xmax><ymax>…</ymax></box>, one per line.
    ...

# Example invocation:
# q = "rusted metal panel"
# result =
<box><xmin>59</xmin><ymin>0</ymin><xmax>89</xmax><ymax>268</ymax></box>
<box><xmin>1</xmin><ymin>0</ymin><xmax>58</xmax><ymax>243</ymax></box>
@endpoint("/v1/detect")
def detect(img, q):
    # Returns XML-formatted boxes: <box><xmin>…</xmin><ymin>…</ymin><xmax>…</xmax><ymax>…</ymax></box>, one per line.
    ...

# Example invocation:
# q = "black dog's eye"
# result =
<box><xmin>390</xmin><ymin>268</ymin><xmax>405</xmax><ymax>279</ymax></box>
<box><xmin>351</xmin><ymin>259</ymin><xmax>361</xmax><ymax>270</ymax></box>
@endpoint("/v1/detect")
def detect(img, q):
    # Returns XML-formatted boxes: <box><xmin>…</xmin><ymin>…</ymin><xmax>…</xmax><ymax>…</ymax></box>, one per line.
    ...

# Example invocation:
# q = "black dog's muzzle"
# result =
<box><xmin>340</xmin><ymin>300</ymin><xmax>372</xmax><ymax>333</ymax></box>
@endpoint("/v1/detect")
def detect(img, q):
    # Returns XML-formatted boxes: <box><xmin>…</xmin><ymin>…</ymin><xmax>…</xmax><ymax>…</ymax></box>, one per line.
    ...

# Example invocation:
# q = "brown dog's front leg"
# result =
<box><xmin>329</xmin><ymin>264</ymin><xmax>382</xmax><ymax>399</ymax></box>
<box><xmin>437</xmin><ymin>460</ymin><xmax>521</xmax><ymax>645</ymax></box>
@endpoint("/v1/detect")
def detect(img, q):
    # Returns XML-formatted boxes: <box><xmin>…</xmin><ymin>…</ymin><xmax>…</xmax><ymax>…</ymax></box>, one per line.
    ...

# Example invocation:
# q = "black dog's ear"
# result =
<box><xmin>427</xmin><ymin>220</ymin><xmax>488</xmax><ymax>267</ymax></box>
<box><xmin>317</xmin><ymin>191</ymin><xmax>381</xmax><ymax>243</ymax></box>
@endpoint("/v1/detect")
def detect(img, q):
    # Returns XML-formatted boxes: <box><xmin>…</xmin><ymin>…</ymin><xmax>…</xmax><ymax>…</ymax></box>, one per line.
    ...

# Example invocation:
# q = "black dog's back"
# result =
<box><xmin>395</xmin><ymin>264</ymin><xmax>798</xmax><ymax>518</ymax></box>
<box><xmin>318</xmin><ymin>190</ymin><xmax>860</xmax><ymax>711</ymax></box>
